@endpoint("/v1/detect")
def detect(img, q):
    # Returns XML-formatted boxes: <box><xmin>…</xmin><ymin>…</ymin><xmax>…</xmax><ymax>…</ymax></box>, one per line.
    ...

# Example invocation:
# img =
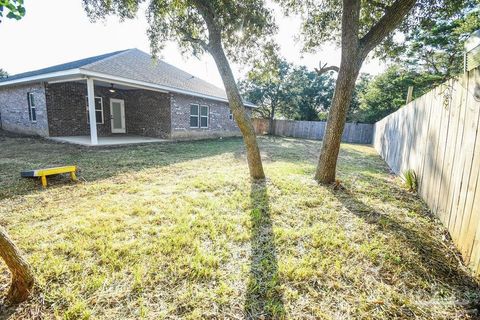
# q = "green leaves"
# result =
<box><xmin>402</xmin><ymin>169</ymin><xmax>418</xmax><ymax>192</ymax></box>
<box><xmin>0</xmin><ymin>0</ymin><xmax>26</xmax><ymax>22</ymax></box>
<box><xmin>392</xmin><ymin>4</ymin><xmax>480</xmax><ymax>78</ymax></box>
<box><xmin>349</xmin><ymin>65</ymin><xmax>443</xmax><ymax>123</ymax></box>
<box><xmin>83</xmin><ymin>0</ymin><xmax>275</xmax><ymax>63</ymax></box>
<box><xmin>240</xmin><ymin>47</ymin><xmax>336</xmax><ymax>121</ymax></box>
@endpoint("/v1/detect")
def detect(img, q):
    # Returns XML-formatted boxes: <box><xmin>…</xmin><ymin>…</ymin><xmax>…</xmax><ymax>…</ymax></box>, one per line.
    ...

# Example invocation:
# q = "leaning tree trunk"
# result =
<box><xmin>207</xmin><ymin>37</ymin><xmax>265</xmax><ymax>180</ymax></box>
<box><xmin>315</xmin><ymin>0</ymin><xmax>362</xmax><ymax>183</ymax></box>
<box><xmin>314</xmin><ymin>0</ymin><xmax>417</xmax><ymax>184</ymax></box>
<box><xmin>191</xmin><ymin>0</ymin><xmax>265</xmax><ymax>180</ymax></box>
<box><xmin>268</xmin><ymin>102</ymin><xmax>276</xmax><ymax>135</ymax></box>
<box><xmin>0</xmin><ymin>227</ymin><xmax>34</xmax><ymax>304</ymax></box>
<box><xmin>314</xmin><ymin>62</ymin><xmax>361</xmax><ymax>183</ymax></box>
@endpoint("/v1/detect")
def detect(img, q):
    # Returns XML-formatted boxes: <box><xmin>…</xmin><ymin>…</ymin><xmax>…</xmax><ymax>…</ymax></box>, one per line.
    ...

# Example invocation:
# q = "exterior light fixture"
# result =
<box><xmin>109</xmin><ymin>83</ymin><xmax>116</xmax><ymax>93</ymax></box>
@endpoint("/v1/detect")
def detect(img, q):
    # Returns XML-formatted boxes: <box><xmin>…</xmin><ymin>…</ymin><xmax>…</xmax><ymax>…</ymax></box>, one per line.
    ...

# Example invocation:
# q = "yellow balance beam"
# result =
<box><xmin>22</xmin><ymin>166</ymin><xmax>77</xmax><ymax>188</ymax></box>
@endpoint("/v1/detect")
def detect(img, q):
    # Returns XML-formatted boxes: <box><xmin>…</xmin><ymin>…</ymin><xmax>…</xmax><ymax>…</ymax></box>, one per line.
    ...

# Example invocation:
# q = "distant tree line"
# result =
<box><xmin>241</xmin><ymin>3</ymin><xmax>480</xmax><ymax>125</ymax></box>
<box><xmin>238</xmin><ymin>45</ymin><xmax>335</xmax><ymax>124</ymax></box>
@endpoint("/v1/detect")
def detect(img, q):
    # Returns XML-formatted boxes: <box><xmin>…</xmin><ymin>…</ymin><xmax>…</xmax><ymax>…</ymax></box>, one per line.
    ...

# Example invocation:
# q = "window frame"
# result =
<box><xmin>229</xmin><ymin>110</ymin><xmax>234</xmax><ymax>121</ymax></box>
<box><xmin>200</xmin><ymin>105</ymin><xmax>209</xmax><ymax>128</ymax></box>
<box><xmin>85</xmin><ymin>96</ymin><xmax>104</xmax><ymax>124</ymax></box>
<box><xmin>27</xmin><ymin>92</ymin><xmax>36</xmax><ymax>123</ymax></box>
<box><xmin>190</xmin><ymin>103</ymin><xmax>200</xmax><ymax>128</ymax></box>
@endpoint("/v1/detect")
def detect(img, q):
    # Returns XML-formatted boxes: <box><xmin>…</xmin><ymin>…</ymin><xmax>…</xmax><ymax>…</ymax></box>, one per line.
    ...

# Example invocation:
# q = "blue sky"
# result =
<box><xmin>0</xmin><ymin>0</ymin><xmax>387</xmax><ymax>88</ymax></box>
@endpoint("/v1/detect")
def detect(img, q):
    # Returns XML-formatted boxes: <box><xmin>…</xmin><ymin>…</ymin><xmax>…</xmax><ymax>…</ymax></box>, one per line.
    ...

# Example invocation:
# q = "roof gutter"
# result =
<box><xmin>0</xmin><ymin>69</ymin><xmax>82</xmax><ymax>86</ymax></box>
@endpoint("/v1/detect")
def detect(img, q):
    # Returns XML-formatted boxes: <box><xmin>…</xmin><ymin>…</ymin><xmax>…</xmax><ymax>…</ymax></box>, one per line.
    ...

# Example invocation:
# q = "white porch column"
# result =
<box><xmin>86</xmin><ymin>78</ymin><xmax>98</xmax><ymax>145</ymax></box>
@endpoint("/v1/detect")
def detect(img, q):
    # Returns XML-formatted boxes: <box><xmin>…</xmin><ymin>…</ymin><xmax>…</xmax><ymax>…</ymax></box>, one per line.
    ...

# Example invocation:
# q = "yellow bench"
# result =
<box><xmin>21</xmin><ymin>166</ymin><xmax>77</xmax><ymax>188</ymax></box>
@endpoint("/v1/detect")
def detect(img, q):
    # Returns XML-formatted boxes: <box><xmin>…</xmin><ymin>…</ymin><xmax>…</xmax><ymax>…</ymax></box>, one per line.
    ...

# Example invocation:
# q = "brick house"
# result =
<box><xmin>0</xmin><ymin>49</ymin><xmax>253</xmax><ymax>145</ymax></box>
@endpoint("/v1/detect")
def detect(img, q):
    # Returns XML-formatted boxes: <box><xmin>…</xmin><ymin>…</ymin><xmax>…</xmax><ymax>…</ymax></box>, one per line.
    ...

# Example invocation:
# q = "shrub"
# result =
<box><xmin>402</xmin><ymin>169</ymin><xmax>418</xmax><ymax>192</ymax></box>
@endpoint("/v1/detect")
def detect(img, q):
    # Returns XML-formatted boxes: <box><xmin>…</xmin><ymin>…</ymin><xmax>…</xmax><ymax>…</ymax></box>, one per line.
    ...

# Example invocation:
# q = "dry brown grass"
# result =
<box><xmin>0</xmin><ymin>130</ymin><xmax>478</xmax><ymax>319</ymax></box>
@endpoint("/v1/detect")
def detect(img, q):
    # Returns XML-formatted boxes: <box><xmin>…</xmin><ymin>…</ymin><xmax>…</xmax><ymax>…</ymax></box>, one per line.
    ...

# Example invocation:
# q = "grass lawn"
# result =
<box><xmin>0</xmin><ymin>130</ymin><xmax>479</xmax><ymax>319</ymax></box>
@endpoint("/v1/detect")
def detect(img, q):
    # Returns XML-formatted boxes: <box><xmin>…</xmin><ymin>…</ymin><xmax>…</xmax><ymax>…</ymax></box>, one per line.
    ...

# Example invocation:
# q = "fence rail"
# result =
<box><xmin>253</xmin><ymin>118</ymin><xmax>373</xmax><ymax>144</ymax></box>
<box><xmin>373</xmin><ymin>68</ymin><xmax>480</xmax><ymax>276</ymax></box>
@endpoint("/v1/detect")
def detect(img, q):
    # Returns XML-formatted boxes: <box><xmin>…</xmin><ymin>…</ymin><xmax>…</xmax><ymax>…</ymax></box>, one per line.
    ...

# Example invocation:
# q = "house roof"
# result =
<box><xmin>0</xmin><ymin>48</ymin><xmax>252</xmax><ymax>106</ymax></box>
<box><xmin>0</xmin><ymin>49</ymin><xmax>129</xmax><ymax>83</ymax></box>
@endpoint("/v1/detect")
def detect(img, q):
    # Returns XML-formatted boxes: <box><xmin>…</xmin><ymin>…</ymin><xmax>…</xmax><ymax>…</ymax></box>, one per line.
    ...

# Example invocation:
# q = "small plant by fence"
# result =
<box><xmin>252</xmin><ymin>118</ymin><xmax>374</xmax><ymax>144</ymax></box>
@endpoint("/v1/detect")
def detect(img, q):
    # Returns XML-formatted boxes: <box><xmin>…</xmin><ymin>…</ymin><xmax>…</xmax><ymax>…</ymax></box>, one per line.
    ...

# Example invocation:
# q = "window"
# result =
<box><xmin>190</xmin><ymin>104</ymin><xmax>209</xmax><ymax>128</ymax></box>
<box><xmin>229</xmin><ymin>110</ymin><xmax>234</xmax><ymax>121</ymax></box>
<box><xmin>85</xmin><ymin>96</ymin><xmax>104</xmax><ymax>124</ymax></box>
<box><xmin>190</xmin><ymin>104</ymin><xmax>199</xmax><ymax>128</ymax></box>
<box><xmin>200</xmin><ymin>105</ymin><xmax>209</xmax><ymax>128</ymax></box>
<box><xmin>27</xmin><ymin>92</ymin><xmax>36</xmax><ymax>122</ymax></box>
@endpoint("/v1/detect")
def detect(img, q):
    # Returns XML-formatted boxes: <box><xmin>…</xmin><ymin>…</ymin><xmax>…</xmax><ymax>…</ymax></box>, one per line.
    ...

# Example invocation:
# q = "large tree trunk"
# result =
<box><xmin>0</xmin><ymin>227</ymin><xmax>34</xmax><ymax>303</ymax></box>
<box><xmin>315</xmin><ymin>0</ymin><xmax>362</xmax><ymax>183</ymax></box>
<box><xmin>315</xmin><ymin>0</ymin><xmax>417</xmax><ymax>183</ymax></box>
<box><xmin>207</xmin><ymin>37</ymin><xmax>266</xmax><ymax>180</ymax></box>
<box><xmin>315</xmin><ymin>64</ymin><xmax>361</xmax><ymax>183</ymax></box>
<box><xmin>191</xmin><ymin>0</ymin><xmax>265</xmax><ymax>180</ymax></box>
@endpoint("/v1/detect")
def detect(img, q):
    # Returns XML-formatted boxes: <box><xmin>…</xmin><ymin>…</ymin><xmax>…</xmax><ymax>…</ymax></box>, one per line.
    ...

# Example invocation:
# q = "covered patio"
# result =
<box><xmin>45</xmin><ymin>74</ymin><xmax>172</xmax><ymax>145</ymax></box>
<box><xmin>48</xmin><ymin>135</ymin><xmax>168</xmax><ymax>146</ymax></box>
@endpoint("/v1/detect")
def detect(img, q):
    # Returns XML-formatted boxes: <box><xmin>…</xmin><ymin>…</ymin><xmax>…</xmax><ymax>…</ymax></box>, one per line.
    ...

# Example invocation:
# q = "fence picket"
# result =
<box><xmin>252</xmin><ymin>119</ymin><xmax>373</xmax><ymax>144</ymax></box>
<box><xmin>373</xmin><ymin>68</ymin><xmax>480</xmax><ymax>276</ymax></box>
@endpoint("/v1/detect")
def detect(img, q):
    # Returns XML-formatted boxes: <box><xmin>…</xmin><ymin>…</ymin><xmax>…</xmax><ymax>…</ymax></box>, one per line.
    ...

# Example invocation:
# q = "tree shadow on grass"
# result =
<box><xmin>244</xmin><ymin>180</ymin><xmax>285</xmax><ymax>319</ymax></box>
<box><xmin>0</xmin><ymin>302</ymin><xmax>18</xmax><ymax>320</ymax></box>
<box><xmin>328</xmin><ymin>188</ymin><xmax>480</xmax><ymax>315</ymax></box>
<box><xmin>0</xmin><ymin>292</ymin><xmax>35</xmax><ymax>320</ymax></box>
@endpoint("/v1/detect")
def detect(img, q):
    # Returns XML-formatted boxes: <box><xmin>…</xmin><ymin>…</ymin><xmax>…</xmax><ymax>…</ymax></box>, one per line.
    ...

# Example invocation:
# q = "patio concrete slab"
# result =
<box><xmin>48</xmin><ymin>135</ymin><xmax>168</xmax><ymax>146</ymax></box>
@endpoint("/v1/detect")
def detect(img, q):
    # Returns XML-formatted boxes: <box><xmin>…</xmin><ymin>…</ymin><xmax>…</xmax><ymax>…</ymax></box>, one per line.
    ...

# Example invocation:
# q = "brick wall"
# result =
<box><xmin>45</xmin><ymin>82</ymin><xmax>171</xmax><ymax>138</ymax></box>
<box><xmin>1</xmin><ymin>81</ymin><xmax>250</xmax><ymax>140</ymax></box>
<box><xmin>0</xmin><ymin>83</ymin><xmax>49</xmax><ymax>136</ymax></box>
<box><xmin>170</xmin><ymin>93</ymin><xmax>246</xmax><ymax>139</ymax></box>
<box><xmin>124</xmin><ymin>89</ymin><xmax>171</xmax><ymax>138</ymax></box>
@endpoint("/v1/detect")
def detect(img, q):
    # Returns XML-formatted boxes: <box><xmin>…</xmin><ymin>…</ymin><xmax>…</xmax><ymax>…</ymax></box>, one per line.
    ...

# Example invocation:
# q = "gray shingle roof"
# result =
<box><xmin>83</xmin><ymin>49</ymin><xmax>228</xmax><ymax>100</ymax></box>
<box><xmin>1</xmin><ymin>48</ymin><xmax>232</xmax><ymax>102</ymax></box>
<box><xmin>0</xmin><ymin>50</ymin><xmax>128</xmax><ymax>83</ymax></box>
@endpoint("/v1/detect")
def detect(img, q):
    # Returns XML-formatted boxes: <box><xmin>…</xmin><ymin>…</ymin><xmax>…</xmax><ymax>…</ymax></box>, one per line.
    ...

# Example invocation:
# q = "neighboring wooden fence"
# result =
<box><xmin>373</xmin><ymin>68</ymin><xmax>480</xmax><ymax>276</ymax></box>
<box><xmin>253</xmin><ymin>118</ymin><xmax>374</xmax><ymax>144</ymax></box>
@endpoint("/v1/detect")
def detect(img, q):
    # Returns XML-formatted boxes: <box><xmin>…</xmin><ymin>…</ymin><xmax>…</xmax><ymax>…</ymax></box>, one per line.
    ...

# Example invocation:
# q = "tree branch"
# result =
<box><xmin>358</xmin><ymin>0</ymin><xmax>417</xmax><ymax>59</ymax></box>
<box><xmin>189</xmin><ymin>0</ymin><xmax>221</xmax><ymax>49</ymax></box>
<box><xmin>422</xmin><ymin>51</ymin><xmax>440</xmax><ymax>74</ymax></box>
<box><xmin>315</xmin><ymin>61</ymin><xmax>340</xmax><ymax>75</ymax></box>
<box><xmin>367</xmin><ymin>0</ymin><xmax>388</xmax><ymax>10</ymax></box>
<box><xmin>177</xmin><ymin>26</ymin><xmax>209</xmax><ymax>51</ymax></box>
<box><xmin>255</xmin><ymin>106</ymin><xmax>271</xmax><ymax>119</ymax></box>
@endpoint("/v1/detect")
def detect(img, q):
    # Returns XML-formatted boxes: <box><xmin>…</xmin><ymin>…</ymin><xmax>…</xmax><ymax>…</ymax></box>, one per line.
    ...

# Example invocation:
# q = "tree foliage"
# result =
<box><xmin>388</xmin><ymin>1</ymin><xmax>480</xmax><ymax>79</ymax></box>
<box><xmin>0</xmin><ymin>0</ymin><xmax>25</xmax><ymax>22</ymax></box>
<box><xmin>84</xmin><ymin>0</ymin><xmax>275</xmax><ymax>61</ymax></box>
<box><xmin>347</xmin><ymin>73</ymin><xmax>372</xmax><ymax>122</ymax></box>
<box><xmin>240</xmin><ymin>49</ymin><xmax>335</xmax><ymax>122</ymax></box>
<box><xmin>0</xmin><ymin>68</ymin><xmax>8</xmax><ymax>78</ymax></box>
<box><xmin>347</xmin><ymin>2</ymin><xmax>480</xmax><ymax>124</ymax></box>
<box><xmin>350</xmin><ymin>65</ymin><xmax>441</xmax><ymax>123</ymax></box>
<box><xmin>280</xmin><ymin>0</ymin><xmax>472</xmax><ymax>57</ymax></box>
<box><xmin>281</xmin><ymin>67</ymin><xmax>335</xmax><ymax>121</ymax></box>
<box><xmin>239</xmin><ymin>44</ymin><xmax>291</xmax><ymax>120</ymax></box>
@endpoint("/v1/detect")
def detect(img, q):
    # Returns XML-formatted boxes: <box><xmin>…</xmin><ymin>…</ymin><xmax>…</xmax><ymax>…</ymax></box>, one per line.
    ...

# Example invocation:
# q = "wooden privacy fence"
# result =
<box><xmin>373</xmin><ymin>68</ymin><xmax>480</xmax><ymax>276</ymax></box>
<box><xmin>253</xmin><ymin>118</ymin><xmax>374</xmax><ymax>144</ymax></box>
